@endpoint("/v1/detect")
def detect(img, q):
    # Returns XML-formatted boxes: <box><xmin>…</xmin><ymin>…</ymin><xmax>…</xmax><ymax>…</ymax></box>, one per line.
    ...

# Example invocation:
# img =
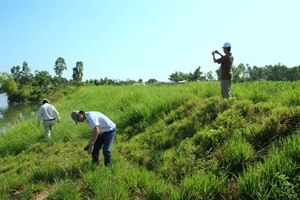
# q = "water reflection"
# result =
<box><xmin>0</xmin><ymin>93</ymin><xmax>39</xmax><ymax>134</ymax></box>
<box><xmin>0</xmin><ymin>93</ymin><xmax>8</xmax><ymax>109</ymax></box>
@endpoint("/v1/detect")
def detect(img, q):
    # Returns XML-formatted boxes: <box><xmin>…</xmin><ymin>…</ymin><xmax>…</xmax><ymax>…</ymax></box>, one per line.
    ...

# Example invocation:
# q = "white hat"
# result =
<box><xmin>42</xmin><ymin>99</ymin><xmax>50</xmax><ymax>104</ymax></box>
<box><xmin>223</xmin><ymin>42</ymin><xmax>231</xmax><ymax>48</ymax></box>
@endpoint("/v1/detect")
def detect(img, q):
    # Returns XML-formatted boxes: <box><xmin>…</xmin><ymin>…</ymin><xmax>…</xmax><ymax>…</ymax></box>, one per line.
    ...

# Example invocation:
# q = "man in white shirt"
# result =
<box><xmin>37</xmin><ymin>99</ymin><xmax>60</xmax><ymax>137</ymax></box>
<box><xmin>71</xmin><ymin>110</ymin><xmax>117</xmax><ymax>166</ymax></box>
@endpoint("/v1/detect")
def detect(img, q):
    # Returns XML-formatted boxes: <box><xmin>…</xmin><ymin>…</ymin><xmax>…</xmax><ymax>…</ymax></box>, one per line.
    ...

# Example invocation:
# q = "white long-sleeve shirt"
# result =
<box><xmin>37</xmin><ymin>103</ymin><xmax>60</xmax><ymax>125</ymax></box>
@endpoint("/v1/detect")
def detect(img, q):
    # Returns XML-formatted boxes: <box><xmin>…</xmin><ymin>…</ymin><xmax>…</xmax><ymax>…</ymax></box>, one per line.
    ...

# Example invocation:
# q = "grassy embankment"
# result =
<box><xmin>0</xmin><ymin>81</ymin><xmax>300</xmax><ymax>200</ymax></box>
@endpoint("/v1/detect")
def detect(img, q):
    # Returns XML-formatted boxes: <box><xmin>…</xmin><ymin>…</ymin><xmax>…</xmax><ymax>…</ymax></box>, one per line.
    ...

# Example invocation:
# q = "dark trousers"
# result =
<box><xmin>92</xmin><ymin>129</ymin><xmax>116</xmax><ymax>166</ymax></box>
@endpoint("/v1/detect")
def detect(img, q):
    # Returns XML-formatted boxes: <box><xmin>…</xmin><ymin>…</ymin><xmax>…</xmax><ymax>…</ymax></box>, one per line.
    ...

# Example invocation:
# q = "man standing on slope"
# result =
<box><xmin>37</xmin><ymin>99</ymin><xmax>60</xmax><ymax>137</ymax></box>
<box><xmin>212</xmin><ymin>42</ymin><xmax>234</xmax><ymax>98</ymax></box>
<box><xmin>71</xmin><ymin>110</ymin><xmax>117</xmax><ymax>167</ymax></box>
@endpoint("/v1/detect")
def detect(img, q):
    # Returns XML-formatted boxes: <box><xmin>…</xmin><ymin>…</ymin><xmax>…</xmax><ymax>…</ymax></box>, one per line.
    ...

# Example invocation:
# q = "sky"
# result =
<box><xmin>0</xmin><ymin>0</ymin><xmax>299</xmax><ymax>82</ymax></box>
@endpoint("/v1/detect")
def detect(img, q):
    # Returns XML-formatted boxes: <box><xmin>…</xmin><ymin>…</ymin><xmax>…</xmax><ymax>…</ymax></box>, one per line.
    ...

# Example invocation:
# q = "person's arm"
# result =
<box><xmin>52</xmin><ymin>106</ymin><xmax>60</xmax><ymax>123</ymax></box>
<box><xmin>87</xmin><ymin>126</ymin><xmax>100</xmax><ymax>154</ymax></box>
<box><xmin>212</xmin><ymin>50</ymin><xmax>224</xmax><ymax>64</ymax></box>
<box><xmin>214</xmin><ymin>50</ymin><xmax>223</xmax><ymax>57</ymax></box>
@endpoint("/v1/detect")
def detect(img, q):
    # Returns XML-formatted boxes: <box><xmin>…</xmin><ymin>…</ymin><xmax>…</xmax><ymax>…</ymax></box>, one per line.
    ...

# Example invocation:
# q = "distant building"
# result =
<box><xmin>146</xmin><ymin>79</ymin><xmax>159</xmax><ymax>84</ymax></box>
<box><xmin>43</xmin><ymin>83</ymin><xmax>53</xmax><ymax>88</ymax></box>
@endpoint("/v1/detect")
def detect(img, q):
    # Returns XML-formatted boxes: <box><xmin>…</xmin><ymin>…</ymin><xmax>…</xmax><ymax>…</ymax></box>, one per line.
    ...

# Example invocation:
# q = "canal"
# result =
<box><xmin>0</xmin><ymin>93</ymin><xmax>39</xmax><ymax>134</ymax></box>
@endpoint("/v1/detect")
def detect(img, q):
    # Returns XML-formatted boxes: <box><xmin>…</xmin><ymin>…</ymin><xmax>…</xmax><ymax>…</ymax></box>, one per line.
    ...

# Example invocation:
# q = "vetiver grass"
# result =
<box><xmin>238</xmin><ymin>132</ymin><xmax>300</xmax><ymax>199</ymax></box>
<box><xmin>0</xmin><ymin>81</ymin><xmax>300</xmax><ymax>199</ymax></box>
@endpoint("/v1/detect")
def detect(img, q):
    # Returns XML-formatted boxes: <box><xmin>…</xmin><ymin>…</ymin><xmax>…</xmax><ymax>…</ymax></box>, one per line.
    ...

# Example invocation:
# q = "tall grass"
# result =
<box><xmin>0</xmin><ymin>81</ymin><xmax>300</xmax><ymax>199</ymax></box>
<box><xmin>238</xmin><ymin>132</ymin><xmax>300</xmax><ymax>199</ymax></box>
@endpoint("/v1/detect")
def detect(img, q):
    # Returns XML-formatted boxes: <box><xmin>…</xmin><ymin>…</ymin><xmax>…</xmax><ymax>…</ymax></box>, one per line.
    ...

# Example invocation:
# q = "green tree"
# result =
<box><xmin>33</xmin><ymin>70</ymin><xmax>53</xmax><ymax>87</ymax></box>
<box><xmin>287</xmin><ymin>65</ymin><xmax>300</xmax><ymax>81</ymax></box>
<box><xmin>205</xmin><ymin>71</ymin><xmax>215</xmax><ymax>81</ymax></box>
<box><xmin>169</xmin><ymin>71</ymin><xmax>187</xmax><ymax>82</ymax></box>
<box><xmin>0</xmin><ymin>73</ymin><xmax>18</xmax><ymax>96</ymax></box>
<box><xmin>19</xmin><ymin>85</ymin><xmax>31</xmax><ymax>101</ymax></box>
<box><xmin>53</xmin><ymin>76</ymin><xmax>68</xmax><ymax>87</ymax></box>
<box><xmin>263</xmin><ymin>64</ymin><xmax>272</xmax><ymax>80</ymax></box>
<box><xmin>232</xmin><ymin>65</ymin><xmax>240</xmax><ymax>82</ymax></box>
<box><xmin>54</xmin><ymin>57</ymin><xmax>67</xmax><ymax>86</ymax></box>
<box><xmin>188</xmin><ymin>66</ymin><xmax>203</xmax><ymax>81</ymax></box>
<box><xmin>72</xmin><ymin>61</ymin><xmax>84</xmax><ymax>82</ymax></box>
<box><xmin>0</xmin><ymin>72</ymin><xmax>7</xmax><ymax>90</ymax></box>
<box><xmin>10</xmin><ymin>61</ymin><xmax>33</xmax><ymax>87</ymax></box>
<box><xmin>93</xmin><ymin>79</ymin><xmax>100</xmax><ymax>86</ymax></box>
<box><xmin>10</xmin><ymin>65</ymin><xmax>22</xmax><ymax>84</ymax></box>
<box><xmin>232</xmin><ymin>63</ymin><xmax>248</xmax><ymax>82</ymax></box>
<box><xmin>19</xmin><ymin>61</ymin><xmax>33</xmax><ymax>86</ymax></box>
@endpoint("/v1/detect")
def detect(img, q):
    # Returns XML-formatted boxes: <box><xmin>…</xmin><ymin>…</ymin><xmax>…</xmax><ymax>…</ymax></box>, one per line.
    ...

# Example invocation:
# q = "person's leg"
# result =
<box><xmin>49</xmin><ymin>121</ymin><xmax>54</xmax><ymax>132</ymax></box>
<box><xmin>92</xmin><ymin>134</ymin><xmax>104</xmax><ymax>164</ymax></box>
<box><xmin>221</xmin><ymin>80</ymin><xmax>231</xmax><ymax>98</ymax></box>
<box><xmin>48</xmin><ymin>121</ymin><xmax>55</xmax><ymax>137</ymax></box>
<box><xmin>102</xmin><ymin>129</ymin><xmax>116</xmax><ymax>167</ymax></box>
<box><xmin>227</xmin><ymin>80</ymin><xmax>232</xmax><ymax>98</ymax></box>
<box><xmin>43</xmin><ymin>121</ymin><xmax>51</xmax><ymax>137</ymax></box>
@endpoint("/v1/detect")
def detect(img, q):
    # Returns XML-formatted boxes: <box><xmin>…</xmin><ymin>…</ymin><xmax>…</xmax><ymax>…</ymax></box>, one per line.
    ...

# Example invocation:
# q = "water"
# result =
<box><xmin>0</xmin><ymin>93</ymin><xmax>39</xmax><ymax>134</ymax></box>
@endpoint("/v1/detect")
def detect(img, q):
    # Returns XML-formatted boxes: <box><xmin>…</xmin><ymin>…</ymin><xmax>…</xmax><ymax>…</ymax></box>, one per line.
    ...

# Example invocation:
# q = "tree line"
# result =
<box><xmin>0</xmin><ymin>56</ymin><xmax>299</xmax><ymax>103</ymax></box>
<box><xmin>168</xmin><ymin>63</ymin><xmax>300</xmax><ymax>82</ymax></box>
<box><xmin>0</xmin><ymin>57</ymin><xmax>138</xmax><ymax>103</ymax></box>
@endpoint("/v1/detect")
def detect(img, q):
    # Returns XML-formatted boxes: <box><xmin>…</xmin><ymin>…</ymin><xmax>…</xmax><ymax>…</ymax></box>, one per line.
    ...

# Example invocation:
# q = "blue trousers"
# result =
<box><xmin>92</xmin><ymin>129</ymin><xmax>116</xmax><ymax>166</ymax></box>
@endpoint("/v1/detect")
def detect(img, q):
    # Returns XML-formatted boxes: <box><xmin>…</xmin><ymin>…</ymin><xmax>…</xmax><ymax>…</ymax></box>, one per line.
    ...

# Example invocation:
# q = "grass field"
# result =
<box><xmin>0</xmin><ymin>81</ymin><xmax>300</xmax><ymax>200</ymax></box>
